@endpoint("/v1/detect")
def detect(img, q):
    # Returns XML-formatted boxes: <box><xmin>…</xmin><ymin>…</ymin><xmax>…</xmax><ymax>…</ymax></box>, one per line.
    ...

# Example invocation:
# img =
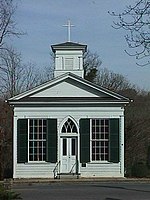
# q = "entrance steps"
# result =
<box><xmin>56</xmin><ymin>173</ymin><xmax>81</xmax><ymax>179</ymax></box>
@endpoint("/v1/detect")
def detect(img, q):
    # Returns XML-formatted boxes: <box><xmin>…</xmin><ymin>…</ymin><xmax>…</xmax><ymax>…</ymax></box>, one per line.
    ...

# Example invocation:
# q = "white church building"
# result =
<box><xmin>8</xmin><ymin>38</ymin><xmax>129</xmax><ymax>179</ymax></box>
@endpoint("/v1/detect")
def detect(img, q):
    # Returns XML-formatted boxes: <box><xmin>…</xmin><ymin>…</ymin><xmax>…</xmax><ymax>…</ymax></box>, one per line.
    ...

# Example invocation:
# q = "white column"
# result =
<box><xmin>120</xmin><ymin>114</ymin><xmax>124</xmax><ymax>177</ymax></box>
<box><xmin>13</xmin><ymin>115</ymin><xmax>18</xmax><ymax>178</ymax></box>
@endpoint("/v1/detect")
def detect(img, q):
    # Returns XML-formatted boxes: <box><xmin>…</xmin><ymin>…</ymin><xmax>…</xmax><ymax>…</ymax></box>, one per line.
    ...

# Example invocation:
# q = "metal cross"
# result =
<box><xmin>63</xmin><ymin>20</ymin><xmax>74</xmax><ymax>42</ymax></box>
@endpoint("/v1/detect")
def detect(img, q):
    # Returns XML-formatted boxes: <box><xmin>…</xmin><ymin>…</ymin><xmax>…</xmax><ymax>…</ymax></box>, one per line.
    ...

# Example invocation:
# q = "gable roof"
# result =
<box><xmin>8</xmin><ymin>72</ymin><xmax>129</xmax><ymax>106</ymax></box>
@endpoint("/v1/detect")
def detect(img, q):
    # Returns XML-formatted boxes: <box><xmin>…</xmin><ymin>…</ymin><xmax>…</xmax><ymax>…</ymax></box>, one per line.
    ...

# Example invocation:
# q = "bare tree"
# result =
<box><xmin>95</xmin><ymin>67</ymin><xmax>133</xmax><ymax>92</ymax></box>
<box><xmin>124</xmin><ymin>91</ymin><xmax>150</xmax><ymax>176</ymax></box>
<box><xmin>21</xmin><ymin>62</ymin><xmax>46</xmax><ymax>91</ymax></box>
<box><xmin>41</xmin><ymin>51</ymin><xmax>55</xmax><ymax>82</ymax></box>
<box><xmin>83</xmin><ymin>50</ymin><xmax>102</xmax><ymax>82</ymax></box>
<box><xmin>0</xmin><ymin>47</ymin><xmax>23</xmax><ymax>97</ymax></box>
<box><xmin>110</xmin><ymin>0</ymin><xmax>150</xmax><ymax>66</ymax></box>
<box><xmin>0</xmin><ymin>47</ymin><xmax>42</xmax><ymax>98</ymax></box>
<box><xmin>0</xmin><ymin>0</ymin><xmax>22</xmax><ymax>49</ymax></box>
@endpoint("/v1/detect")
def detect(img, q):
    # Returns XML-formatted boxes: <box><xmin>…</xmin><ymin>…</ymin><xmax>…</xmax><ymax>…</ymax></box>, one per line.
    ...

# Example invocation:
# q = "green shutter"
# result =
<box><xmin>80</xmin><ymin>119</ymin><xmax>90</xmax><ymax>163</ymax></box>
<box><xmin>17</xmin><ymin>119</ymin><xmax>28</xmax><ymax>163</ymax></box>
<box><xmin>47</xmin><ymin>119</ymin><xmax>57</xmax><ymax>163</ymax></box>
<box><xmin>109</xmin><ymin>118</ymin><xmax>120</xmax><ymax>163</ymax></box>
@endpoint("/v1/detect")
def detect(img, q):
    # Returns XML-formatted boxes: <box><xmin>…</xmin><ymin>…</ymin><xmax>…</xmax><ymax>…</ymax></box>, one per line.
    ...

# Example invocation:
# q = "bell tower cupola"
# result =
<box><xmin>51</xmin><ymin>20</ymin><xmax>87</xmax><ymax>78</ymax></box>
<box><xmin>51</xmin><ymin>42</ymin><xmax>87</xmax><ymax>78</ymax></box>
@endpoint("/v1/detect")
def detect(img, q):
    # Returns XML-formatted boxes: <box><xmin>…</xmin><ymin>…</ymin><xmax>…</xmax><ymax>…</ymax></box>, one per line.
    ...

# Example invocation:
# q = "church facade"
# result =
<box><xmin>8</xmin><ymin>41</ymin><xmax>129</xmax><ymax>179</ymax></box>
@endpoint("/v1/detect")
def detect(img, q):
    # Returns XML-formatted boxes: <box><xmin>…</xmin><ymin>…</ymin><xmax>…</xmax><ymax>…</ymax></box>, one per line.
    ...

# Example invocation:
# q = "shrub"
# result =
<box><xmin>0</xmin><ymin>184</ymin><xmax>22</xmax><ymax>200</ymax></box>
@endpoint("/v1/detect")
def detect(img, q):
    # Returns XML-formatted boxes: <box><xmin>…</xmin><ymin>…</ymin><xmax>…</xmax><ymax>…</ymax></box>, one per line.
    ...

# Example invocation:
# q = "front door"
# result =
<box><xmin>61</xmin><ymin>137</ymin><xmax>77</xmax><ymax>173</ymax></box>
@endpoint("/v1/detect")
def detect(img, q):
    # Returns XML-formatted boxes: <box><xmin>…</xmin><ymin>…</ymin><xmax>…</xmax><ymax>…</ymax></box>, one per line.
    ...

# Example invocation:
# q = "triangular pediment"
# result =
<box><xmin>30</xmin><ymin>79</ymin><xmax>107</xmax><ymax>98</ymax></box>
<box><xmin>8</xmin><ymin>73</ymin><xmax>129</xmax><ymax>104</ymax></box>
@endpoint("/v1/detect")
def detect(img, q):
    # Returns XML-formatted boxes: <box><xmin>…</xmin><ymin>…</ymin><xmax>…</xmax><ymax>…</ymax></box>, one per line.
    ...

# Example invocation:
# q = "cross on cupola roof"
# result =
<box><xmin>63</xmin><ymin>19</ymin><xmax>75</xmax><ymax>42</ymax></box>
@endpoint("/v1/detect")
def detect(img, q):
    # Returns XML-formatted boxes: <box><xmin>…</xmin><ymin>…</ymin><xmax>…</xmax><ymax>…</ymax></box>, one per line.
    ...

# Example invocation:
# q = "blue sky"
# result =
<box><xmin>12</xmin><ymin>0</ymin><xmax>150</xmax><ymax>90</ymax></box>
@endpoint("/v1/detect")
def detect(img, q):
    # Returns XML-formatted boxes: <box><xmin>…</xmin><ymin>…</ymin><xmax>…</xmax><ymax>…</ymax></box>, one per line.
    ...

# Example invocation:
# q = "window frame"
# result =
<box><xmin>90</xmin><ymin>118</ymin><xmax>109</xmax><ymax>163</ymax></box>
<box><xmin>28</xmin><ymin>119</ymin><xmax>47</xmax><ymax>163</ymax></box>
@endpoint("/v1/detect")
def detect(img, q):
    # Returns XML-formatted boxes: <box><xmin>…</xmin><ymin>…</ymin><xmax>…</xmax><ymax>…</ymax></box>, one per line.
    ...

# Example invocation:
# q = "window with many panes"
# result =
<box><xmin>29</xmin><ymin>119</ymin><xmax>47</xmax><ymax>161</ymax></box>
<box><xmin>91</xmin><ymin>119</ymin><xmax>109</xmax><ymax>161</ymax></box>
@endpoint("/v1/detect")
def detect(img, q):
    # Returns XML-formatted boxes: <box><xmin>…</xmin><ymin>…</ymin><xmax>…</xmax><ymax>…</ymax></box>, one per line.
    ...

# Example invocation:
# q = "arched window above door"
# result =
<box><xmin>62</xmin><ymin>118</ymin><xmax>77</xmax><ymax>133</ymax></box>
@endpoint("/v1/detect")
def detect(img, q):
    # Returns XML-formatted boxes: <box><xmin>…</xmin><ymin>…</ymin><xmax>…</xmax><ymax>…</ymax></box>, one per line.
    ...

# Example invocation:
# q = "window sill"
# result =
<box><xmin>25</xmin><ymin>161</ymin><xmax>47</xmax><ymax>164</ymax></box>
<box><xmin>90</xmin><ymin>161</ymin><xmax>110</xmax><ymax>164</ymax></box>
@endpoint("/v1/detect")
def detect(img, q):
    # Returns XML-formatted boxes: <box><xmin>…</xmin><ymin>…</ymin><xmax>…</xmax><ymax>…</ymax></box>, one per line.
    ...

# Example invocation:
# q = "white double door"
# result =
<box><xmin>60</xmin><ymin>137</ymin><xmax>77</xmax><ymax>173</ymax></box>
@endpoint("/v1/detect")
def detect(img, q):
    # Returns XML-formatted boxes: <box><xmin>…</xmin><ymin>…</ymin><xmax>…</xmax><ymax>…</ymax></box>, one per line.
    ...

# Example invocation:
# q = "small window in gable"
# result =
<box><xmin>62</xmin><ymin>118</ymin><xmax>77</xmax><ymax>133</ymax></box>
<box><xmin>65</xmin><ymin>58</ymin><xmax>73</xmax><ymax>70</ymax></box>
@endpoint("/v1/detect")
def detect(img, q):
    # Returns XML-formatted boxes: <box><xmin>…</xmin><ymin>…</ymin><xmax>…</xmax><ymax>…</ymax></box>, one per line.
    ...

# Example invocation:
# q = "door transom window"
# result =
<box><xmin>62</xmin><ymin>118</ymin><xmax>77</xmax><ymax>133</ymax></box>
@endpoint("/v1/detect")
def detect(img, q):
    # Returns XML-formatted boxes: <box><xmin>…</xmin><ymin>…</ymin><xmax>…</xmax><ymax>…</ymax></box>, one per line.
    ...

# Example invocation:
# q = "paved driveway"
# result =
<box><xmin>13</xmin><ymin>181</ymin><xmax>150</xmax><ymax>200</ymax></box>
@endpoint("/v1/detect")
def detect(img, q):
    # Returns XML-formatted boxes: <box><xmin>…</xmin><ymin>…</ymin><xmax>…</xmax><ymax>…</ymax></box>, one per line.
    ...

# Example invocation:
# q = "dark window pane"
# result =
<box><xmin>43</xmin><ymin>141</ymin><xmax>46</xmax><ymax>147</ymax></box>
<box><xmin>30</xmin><ymin>127</ymin><xmax>33</xmax><ymax>133</ymax></box>
<box><xmin>39</xmin><ymin>127</ymin><xmax>42</xmax><ymax>133</ymax></box>
<box><xmin>30</xmin><ymin>120</ymin><xmax>33</xmax><ymax>126</ymax></box>
<box><xmin>39</xmin><ymin>120</ymin><xmax>42</xmax><ymax>126</ymax></box>
<box><xmin>96</xmin><ymin>133</ymin><xmax>99</xmax><ymax>139</ymax></box>
<box><xmin>43</xmin><ymin>133</ymin><xmax>46</xmax><ymax>139</ymax></box>
<box><xmin>105</xmin><ymin>133</ymin><xmax>108</xmax><ymax>139</ymax></box>
<box><xmin>105</xmin><ymin>147</ymin><xmax>108</xmax><ymax>153</ymax></box>
<box><xmin>43</xmin><ymin>155</ymin><xmax>46</xmax><ymax>160</ymax></box>
<box><xmin>92</xmin><ymin>147</ymin><xmax>95</xmax><ymax>153</ymax></box>
<box><xmin>72</xmin><ymin>125</ymin><xmax>77</xmax><ymax>133</ymax></box>
<box><xmin>63</xmin><ymin>138</ymin><xmax>67</xmax><ymax>156</ymax></box>
<box><xmin>34</xmin><ymin>127</ymin><xmax>37</xmax><ymax>133</ymax></box>
<box><xmin>34</xmin><ymin>148</ymin><xmax>37</xmax><ymax>154</ymax></box>
<box><xmin>39</xmin><ymin>134</ymin><xmax>42</xmax><ymax>139</ymax></box>
<box><xmin>62</xmin><ymin>126</ymin><xmax>66</xmax><ymax>133</ymax></box>
<box><xmin>101</xmin><ymin>120</ymin><xmax>104</xmax><ymax>125</ymax></box>
<box><xmin>101</xmin><ymin>148</ymin><xmax>104</xmax><ymax>153</ymax></box>
<box><xmin>96</xmin><ymin>154</ymin><xmax>99</xmax><ymax>160</ymax></box>
<box><xmin>101</xmin><ymin>127</ymin><xmax>104</xmax><ymax>132</ymax></box>
<box><xmin>96</xmin><ymin>141</ymin><xmax>99</xmax><ymax>147</ymax></box>
<box><xmin>105</xmin><ymin>154</ymin><xmax>108</xmax><ymax>160</ymax></box>
<box><xmin>92</xmin><ymin>154</ymin><xmax>95</xmax><ymax>161</ymax></box>
<box><xmin>92</xmin><ymin>119</ymin><xmax>95</xmax><ymax>126</ymax></box>
<box><xmin>29</xmin><ymin>134</ymin><xmax>33</xmax><ymax>139</ymax></box>
<box><xmin>29</xmin><ymin>155</ymin><xmax>33</xmax><ymax>161</ymax></box>
<box><xmin>92</xmin><ymin>133</ymin><xmax>95</xmax><ymax>139</ymax></box>
<box><xmin>34</xmin><ymin>155</ymin><xmax>37</xmax><ymax>161</ymax></box>
<box><xmin>101</xmin><ymin>134</ymin><xmax>104</xmax><ymax>139</ymax></box>
<box><xmin>29</xmin><ymin>148</ymin><xmax>33</xmax><ymax>154</ymax></box>
<box><xmin>34</xmin><ymin>133</ymin><xmax>37</xmax><ymax>139</ymax></box>
<box><xmin>105</xmin><ymin>141</ymin><xmax>109</xmax><ymax>146</ymax></box>
<box><xmin>43</xmin><ymin>148</ymin><xmax>46</xmax><ymax>154</ymax></box>
<box><xmin>39</xmin><ymin>148</ymin><xmax>42</xmax><ymax>153</ymax></box>
<box><xmin>105</xmin><ymin>127</ymin><xmax>109</xmax><ymax>132</ymax></box>
<box><xmin>96</xmin><ymin>120</ymin><xmax>99</xmax><ymax>126</ymax></box>
<box><xmin>39</xmin><ymin>141</ymin><xmax>42</xmax><ymax>147</ymax></box>
<box><xmin>72</xmin><ymin>139</ymin><xmax>76</xmax><ymax>156</ymax></box>
<box><xmin>96</xmin><ymin>148</ymin><xmax>99</xmax><ymax>153</ymax></box>
<box><xmin>43</xmin><ymin>127</ymin><xmax>47</xmax><ymax>132</ymax></box>
<box><xmin>34</xmin><ymin>120</ymin><xmax>37</xmax><ymax>126</ymax></box>
<box><xmin>101</xmin><ymin>155</ymin><xmax>104</xmax><ymax>160</ymax></box>
<box><xmin>105</xmin><ymin>120</ymin><xmax>109</xmax><ymax>125</ymax></box>
<box><xmin>39</xmin><ymin>155</ymin><xmax>42</xmax><ymax>161</ymax></box>
<box><xmin>96</xmin><ymin>127</ymin><xmax>99</xmax><ymax>132</ymax></box>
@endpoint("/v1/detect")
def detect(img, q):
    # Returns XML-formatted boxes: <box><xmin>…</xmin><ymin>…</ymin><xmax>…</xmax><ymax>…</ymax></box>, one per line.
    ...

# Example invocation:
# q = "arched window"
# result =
<box><xmin>62</xmin><ymin>118</ymin><xmax>77</xmax><ymax>133</ymax></box>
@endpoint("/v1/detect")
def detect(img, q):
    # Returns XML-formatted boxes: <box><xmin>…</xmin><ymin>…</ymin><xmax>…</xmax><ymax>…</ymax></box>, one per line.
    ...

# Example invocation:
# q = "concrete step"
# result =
<box><xmin>57</xmin><ymin>173</ymin><xmax>81</xmax><ymax>179</ymax></box>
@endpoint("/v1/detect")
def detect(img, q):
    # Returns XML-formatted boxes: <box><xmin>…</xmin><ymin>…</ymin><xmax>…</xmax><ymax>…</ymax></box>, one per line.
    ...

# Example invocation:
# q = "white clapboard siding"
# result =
<box><xmin>15</xmin><ymin>163</ymin><xmax>55</xmax><ymax>178</ymax></box>
<box><xmin>80</xmin><ymin>163</ymin><xmax>122</xmax><ymax>177</ymax></box>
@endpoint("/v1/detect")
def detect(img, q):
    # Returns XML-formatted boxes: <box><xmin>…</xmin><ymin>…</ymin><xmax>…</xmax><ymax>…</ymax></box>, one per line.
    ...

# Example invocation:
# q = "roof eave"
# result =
<box><xmin>8</xmin><ymin>100</ymin><xmax>129</xmax><ymax>106</ymax></box>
